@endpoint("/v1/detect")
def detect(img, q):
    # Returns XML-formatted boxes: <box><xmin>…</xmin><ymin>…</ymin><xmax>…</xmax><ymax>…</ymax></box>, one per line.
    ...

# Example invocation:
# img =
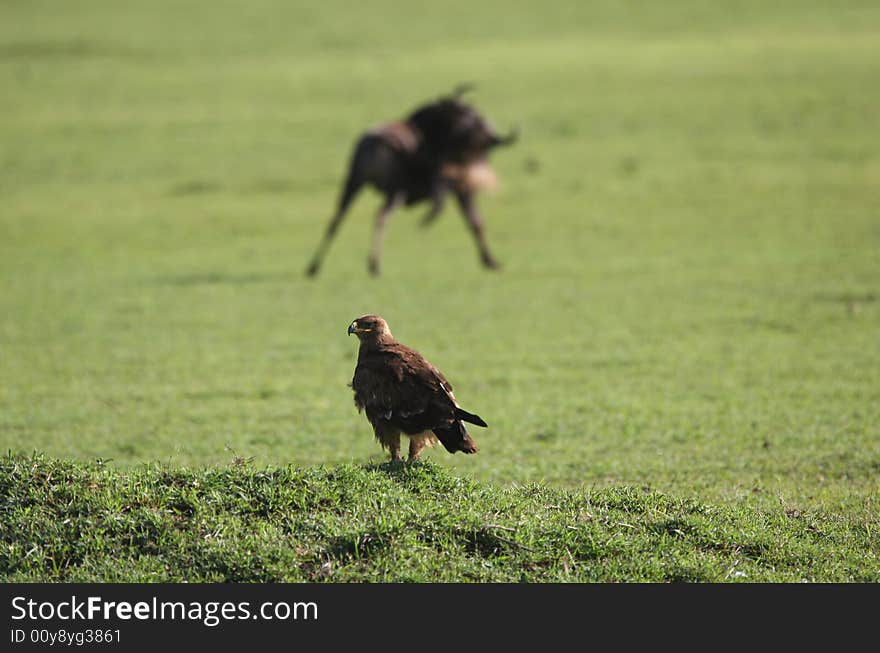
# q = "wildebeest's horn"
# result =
<box><xmin>451</xmin><ymin>82</ymin><xmax>475</xmax><ymax>99</ymax></box>
<box><xmin>492</xmin><ymin>126</ymin><xmax>520</xmax><ymax>146</ymax></box>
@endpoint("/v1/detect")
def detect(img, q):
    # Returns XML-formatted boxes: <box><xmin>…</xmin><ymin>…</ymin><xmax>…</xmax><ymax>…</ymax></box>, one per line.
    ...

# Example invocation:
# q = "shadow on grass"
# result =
<box><xmin>813</xmin><ymin>291</ymin><xmax>877</xmax><ymax>304</ymax></box>
<box><xmin>167</xmin><ymin>180</ymin><xmax>223</xmax><ymax>197</ymax></box>
<box><xmin>324</xmin><ymin>529</ymin><xmax>395</xmax><ymax>561</ymax></box>
<box><xmin>0</xmin><ymin>40</ymin><xmax>144</xmax><ymax>60</ymax></box>
<box><xmin>167</xmin><ymin>178</ymin><xmax>304</xmax><ymax>197</ymax></box>
<box><xmin>362</xmin><ymin>460</ymin><xmax>446</xmax><ymax>482</ymax></box>
<box><xmin>364</xmin><ymin>460</ymin><xmax>418</xmax><ymax>475</ymax></box>
<box><xmin>147</xmin><ymin>272</ymin><xmax>295</xmax><ymax>286</ymax></box>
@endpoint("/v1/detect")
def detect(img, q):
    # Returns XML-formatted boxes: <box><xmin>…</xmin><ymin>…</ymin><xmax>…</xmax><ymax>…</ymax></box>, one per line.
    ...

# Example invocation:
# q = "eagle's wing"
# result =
<box><xmin>352</xmin><ymin>346</ymin><xmax>458</xmax><ymax>433</ymax></box>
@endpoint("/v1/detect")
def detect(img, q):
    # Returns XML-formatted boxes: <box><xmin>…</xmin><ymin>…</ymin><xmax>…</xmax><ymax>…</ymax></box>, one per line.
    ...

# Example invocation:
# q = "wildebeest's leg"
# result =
<box><xmin>454</xmin><ymin>190</ymin><xmax>499</xmax><ymax>269</ymax></box>
<box><xmin>305</xmin><ymin>153</ymin><xmax>366</xmax><ymax>277</ymax></box>
<box><xmin>368</xmin><ymin>193</ymin><xmax>403</xmax><ymax>276</ymax></box>
<box><xmin>420</xmin><ymin>181</ymin><xmax>448</xmax><ymax>228</ymax></box>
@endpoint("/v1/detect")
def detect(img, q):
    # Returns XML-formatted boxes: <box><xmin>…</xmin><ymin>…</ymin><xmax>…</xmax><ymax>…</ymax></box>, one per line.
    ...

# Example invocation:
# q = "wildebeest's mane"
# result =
<box><xmin>406</xmin><ymin>97</ymin><xmax>489</xmax><ymax>164</ymax></box>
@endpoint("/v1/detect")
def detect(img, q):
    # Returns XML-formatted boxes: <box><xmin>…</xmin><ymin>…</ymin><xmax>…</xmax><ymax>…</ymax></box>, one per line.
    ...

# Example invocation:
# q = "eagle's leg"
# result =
<box><xmin>408</xmin><ymin>436</ymin><xmax>427</xmax><ymax>461</ymax></box>
<box><xmin>407</xmin><ymin>432</ymin><xmax>438</xmax><ymax>461</ymax></box>
<box><xmin>375</xmin><ymin>423</ymin><xmax>402</xmax><ymax>461</ymax></box>
<box><xmin>368</xmin><ymin>192</ymin><xmax>404</xmax><ymax>277</ymax></box>
<box><xmin>454</xmin><ymin>189</ymin><xmax>499</xmax><ymax>270</ymax></box>
<box><xmin>388</xmin><ymin>435</ymin><xmax>402</xmax><ymax>462</ymax></box>
<box><xmin>378</xmin><ymin>430</ymin><xmax>401</xmax><ymax>461</ymax></box>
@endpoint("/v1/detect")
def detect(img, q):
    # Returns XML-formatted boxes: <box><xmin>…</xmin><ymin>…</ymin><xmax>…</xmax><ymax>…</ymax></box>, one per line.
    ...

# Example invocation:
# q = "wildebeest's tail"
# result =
<box><xmin>433</xmin><ymin>421</ymin><xmax>479</xmax><ymax>454</ymax></box>
<box><xmin>450</xmin><ymin>82</ymin><xmax>475</xmax><ymax>99</ymax></box>
<box><xmin>455</xmin><ymin>407</ymin><xmax>487</xmax><ymax>428</ymax></box>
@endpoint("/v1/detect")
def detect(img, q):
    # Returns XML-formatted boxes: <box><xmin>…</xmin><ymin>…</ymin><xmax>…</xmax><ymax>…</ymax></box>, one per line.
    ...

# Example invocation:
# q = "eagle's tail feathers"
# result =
<box><xmin>455</xmin><ymin>407</ymin><xmax>488</xmax><ymax>428</ymax></box>
<box><xmin>433</xmin><ymin>422</ymin><xmax>478</xmax><ymax>454</ymax></box>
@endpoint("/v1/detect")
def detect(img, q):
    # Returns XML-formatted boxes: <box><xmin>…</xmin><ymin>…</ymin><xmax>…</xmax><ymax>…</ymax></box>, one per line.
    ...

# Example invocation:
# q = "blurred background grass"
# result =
<box><xmin>1</xmin><ymin>1</ymin><xmax>878</xmax><ymax>518</ymax></box>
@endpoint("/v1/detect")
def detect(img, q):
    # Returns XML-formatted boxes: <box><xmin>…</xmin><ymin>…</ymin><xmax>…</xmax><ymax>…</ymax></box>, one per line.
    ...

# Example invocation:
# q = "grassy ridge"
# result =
<box><xmin>2</xmin><ymin>453</ymin><xmax>877</xmax><ymax>582</ymax></box>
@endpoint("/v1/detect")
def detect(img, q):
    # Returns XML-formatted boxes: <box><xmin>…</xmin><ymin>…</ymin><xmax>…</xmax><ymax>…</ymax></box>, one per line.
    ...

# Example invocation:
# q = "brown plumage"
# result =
<box><xmin>347</xmin><ymin>314</ymin><xmax>487</xmax><ymax>461</ymax></box>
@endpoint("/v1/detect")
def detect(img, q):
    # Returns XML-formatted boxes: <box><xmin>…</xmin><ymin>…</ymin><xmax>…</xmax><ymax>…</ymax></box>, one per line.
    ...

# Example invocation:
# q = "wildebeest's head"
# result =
<box><xmin>407</xmin><ymin>87</ymin><xmax>519</xmax><ymax>164</ymax></box>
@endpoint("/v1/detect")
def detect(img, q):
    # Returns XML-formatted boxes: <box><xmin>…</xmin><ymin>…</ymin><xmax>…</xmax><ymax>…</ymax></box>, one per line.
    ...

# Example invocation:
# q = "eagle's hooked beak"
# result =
<box><xmin>348</xmin><ymin>322</ymin><xmax>357</xmax><ymax>336</ymax></box>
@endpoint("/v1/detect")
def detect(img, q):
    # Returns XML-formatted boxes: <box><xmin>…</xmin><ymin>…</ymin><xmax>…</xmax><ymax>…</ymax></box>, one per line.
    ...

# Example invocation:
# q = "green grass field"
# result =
<box><xmin>1</xmin><ymin>1</ymin><xmax>879</xmax><ymax>581</ymax></box>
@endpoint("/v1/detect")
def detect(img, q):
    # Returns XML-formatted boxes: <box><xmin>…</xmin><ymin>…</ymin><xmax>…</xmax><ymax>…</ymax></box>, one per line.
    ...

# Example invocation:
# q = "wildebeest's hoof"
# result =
<box><xmin>305</xmin><ymin>261</ymin><xmax>320</xmax><ymax>277</ymax></box>
<box><xmin>482</xmin><ymin>256</ymin><xmax>501</xmax><ymax>270</ymax></box>
<box><xmin>368</xmin><ymin>259</ymin><xmax>381</xmax><ymax>276</ymax></box>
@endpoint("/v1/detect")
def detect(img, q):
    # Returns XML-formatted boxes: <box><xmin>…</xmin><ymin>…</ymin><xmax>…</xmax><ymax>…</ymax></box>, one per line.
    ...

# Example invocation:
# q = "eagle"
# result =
<box><xmin>347</xmin><ymin>314</ymin><xmax>487</xmax><ymax>461</ymax></box>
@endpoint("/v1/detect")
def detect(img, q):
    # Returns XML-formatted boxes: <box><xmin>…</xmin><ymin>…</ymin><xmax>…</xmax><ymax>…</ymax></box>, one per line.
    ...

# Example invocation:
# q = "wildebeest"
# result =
<box><xmin>305</xmin><ymin>86</ymin><xmax>518</xmax><ymax>277</ymax></box>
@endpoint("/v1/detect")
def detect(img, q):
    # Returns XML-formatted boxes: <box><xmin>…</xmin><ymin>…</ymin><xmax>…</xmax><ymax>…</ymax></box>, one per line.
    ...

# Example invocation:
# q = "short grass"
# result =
<box><xmin>1</xmin><ymin>1</ymin><xmax>879</xmax><ymax>581</ymax></box>
<box><xmin>3</xmin><ymin>453</ymin><xmax>877</xmax><ymax>582</ymax></box>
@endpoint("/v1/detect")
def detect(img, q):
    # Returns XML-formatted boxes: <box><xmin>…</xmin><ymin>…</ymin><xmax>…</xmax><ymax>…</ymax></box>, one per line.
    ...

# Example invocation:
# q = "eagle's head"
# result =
<box><xmin>348</xmin><ymin>314</ymin><xmax>393</xmax><ymax>342</ymax></box>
